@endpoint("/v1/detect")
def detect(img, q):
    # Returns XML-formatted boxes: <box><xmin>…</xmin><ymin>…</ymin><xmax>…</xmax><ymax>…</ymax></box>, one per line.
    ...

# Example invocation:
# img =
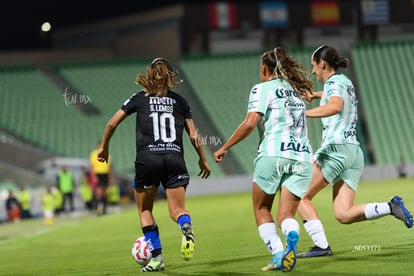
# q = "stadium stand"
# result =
<box><xmin>55</xmin><ymin>58</ymin><xmax>225</xmax><ymax>177</ymax></box>
<box><xmin>0</xmin><ymin>65</ymin><xmax>87</xmax><ymax>156</ymax></box>
<box><xmin>0</xmin><ymin>60</ymin><xmax>225</xmax><ymax>179</ymax></box>
<box><xmin>351</xmin><ymin>40</ymin><xmax>414</xmax><ymax>165</ymax></box>
<box><xmin>0</xmin><ymin>46</ymin><xmax>378</xmax><ymax>180</ymax></box>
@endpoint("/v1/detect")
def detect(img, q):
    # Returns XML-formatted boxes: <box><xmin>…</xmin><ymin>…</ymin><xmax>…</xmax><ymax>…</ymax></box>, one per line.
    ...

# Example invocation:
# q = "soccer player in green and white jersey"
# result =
<box><xmin>296</xmin><ymin>45</ymin><xmax>413</xmax><ymax>258</ymax></box>
<box><xmin>215</xmin><ymin>47</ymin><xmax>314</xmax><ymax>272</ymax></box>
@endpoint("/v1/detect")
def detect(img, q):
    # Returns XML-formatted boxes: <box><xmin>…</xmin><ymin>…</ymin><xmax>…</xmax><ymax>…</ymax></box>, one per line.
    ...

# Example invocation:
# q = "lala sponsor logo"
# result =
<box><xmin>280</xmin><ymin>136</ymin><xmax>310</xmax><ymax>153</ymax></box>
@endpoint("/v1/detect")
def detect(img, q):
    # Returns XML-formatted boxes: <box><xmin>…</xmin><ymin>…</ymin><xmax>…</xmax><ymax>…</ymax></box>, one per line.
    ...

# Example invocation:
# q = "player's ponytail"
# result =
<box><xmin>136</xmin><ymin>58</ymin><xmax>181</xmax><ymax>97</ymax></box>
<box><xmin>262</xmin><ymin>48</ymin><xmax>313</xmax><ymax>96</ymax></box>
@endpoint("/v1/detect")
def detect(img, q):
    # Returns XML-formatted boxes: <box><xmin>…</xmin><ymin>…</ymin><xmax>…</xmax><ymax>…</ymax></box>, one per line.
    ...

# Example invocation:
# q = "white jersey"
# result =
<box><xmin>320</xmin><ymin>73</ymin><xmax>359</xmax><ymax>147</ymax></box>
<box><xmin>247</xmin><ymin>78</ymin><xmax>312</xmax><ymax>163</ymax></box>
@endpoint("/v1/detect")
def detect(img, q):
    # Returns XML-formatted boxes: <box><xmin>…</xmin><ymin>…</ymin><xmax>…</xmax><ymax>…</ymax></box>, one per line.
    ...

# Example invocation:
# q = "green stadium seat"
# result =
<box><xmin>352</xmin><ymin>40</ymin><xmax>414</xmax><ymax>165</ymax></box>
<box><xmin>56</xmin><ymin>58</ymin><xmax>224</xmax><ymax>177</ymax></box>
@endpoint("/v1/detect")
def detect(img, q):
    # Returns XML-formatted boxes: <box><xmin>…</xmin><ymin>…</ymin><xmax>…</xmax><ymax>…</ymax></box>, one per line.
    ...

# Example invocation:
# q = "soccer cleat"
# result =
<box><xmin>282</xmin><ymin>231</ymin><xmax>298</xmax><ymax>272</ymax></box>
<box><xmin>389</xmin><ymin>196</ymin><xmax>413</xmax><ymax>228</ymax></box>
<box><xmin>297</xmin><ymin>246</ymin><xmax>333</xmax><ymax>258</ymax></box>
<box><xmin>181</xmin><ymin>223</ymin><xmax>195</xmax><ymax>261</ymax></box>
<box><xmin>261</xmin><ymin>251</ymin><xmax>283</xmax><ymax>271</ymax></box>
<box><xmin>141</xmin><ymin>258</ymin><xmax>165</xmax><ymax>272</ymax></box>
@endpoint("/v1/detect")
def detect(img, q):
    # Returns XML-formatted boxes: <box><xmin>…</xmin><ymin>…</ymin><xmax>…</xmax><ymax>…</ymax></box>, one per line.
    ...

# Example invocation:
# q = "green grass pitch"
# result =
<box><xmin>1</xmin><ymin>178</ymin><xmax>413</xmax><ymax>275</ymax></box>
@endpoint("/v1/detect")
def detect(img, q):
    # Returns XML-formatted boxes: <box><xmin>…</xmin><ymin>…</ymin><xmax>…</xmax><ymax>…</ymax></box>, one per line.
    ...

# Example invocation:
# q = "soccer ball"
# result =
<box><xmin>131</xmin><ymin>236</ymin><xmax>152</xmax><ymax>266</ymax></box>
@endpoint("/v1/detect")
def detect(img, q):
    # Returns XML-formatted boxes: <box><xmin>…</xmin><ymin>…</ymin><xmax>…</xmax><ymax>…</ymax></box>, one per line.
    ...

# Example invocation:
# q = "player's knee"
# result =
<box><xmin>334</xmin><ymin>212</ymin><xmax>353</xmax><ymax>224</ymax></box>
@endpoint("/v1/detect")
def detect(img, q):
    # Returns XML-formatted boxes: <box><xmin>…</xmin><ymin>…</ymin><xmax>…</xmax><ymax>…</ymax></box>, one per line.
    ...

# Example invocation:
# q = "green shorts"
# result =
<box><xmin>253</xmin><ymin>156</ymin><xmax>312</xmax><ymax>198</ymax></box>
<box><xmin>314</xmin><ymin>144</ymin><xmax>364</xmax><ymax>191</ymax></box>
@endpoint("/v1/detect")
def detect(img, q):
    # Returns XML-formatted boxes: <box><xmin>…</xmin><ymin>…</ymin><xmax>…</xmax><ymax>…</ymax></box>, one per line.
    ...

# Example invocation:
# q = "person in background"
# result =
<box><xmin>80</xmin><ymin>171</ymin><xmax>94</xmax><ymax>211</ymax></box>
<box><xmin>82</xmin><ymin>165</ymin><xmax>97</xmax><ymax>203</ymax></box>
<box><xmin>397</xmin><ymin>156</ymin><xmax>407</xmax><ymax>178</ymax></box>
<box><xmin>118</xmin><ymin>176</ymin><xmax>133</xmax><ymax>204</ymax></box>
<box><xmin>56</xmin><ymin>165</ymin><xmax>75</xmax><ymax>213</ymax></box>
<box><xmin>42</xmin><ymin>187</ymin><xmax>55</xmax><ymax>224</ymax></box>
<box><xmin>53</xmin><ymin>187</ymin><xmax>64</xmax><ymax>215</ymax></box>
<box><xmin>17</xmin><ymin>185</ymin><xmax>32</xmax><ymax>219</ymax></box>
<box><xmin>90</xmin><ymin>141</ymin><xmax>114</xmax><ymax>215</ymax></box>
<box><xmin>107</xmin><ymin>182</ymin><xmax>120</xmax><ymax>206</ymax></box>
<box><xmin>6</xmin><ymin>189</ymin><xmax>21</xmax><ymax>223</ymax></box>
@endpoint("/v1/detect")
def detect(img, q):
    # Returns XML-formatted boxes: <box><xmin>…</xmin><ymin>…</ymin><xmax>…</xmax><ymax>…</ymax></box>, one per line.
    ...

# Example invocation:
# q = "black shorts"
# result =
<box><xmin>96</xmin><ymin>173</ymin><xmax>109</xmax><ymax>188</ymax></box>
<box><xmin>132</xmin><ymin>154</ymin><xmax>190</xmax><ymax>190</ymax></box>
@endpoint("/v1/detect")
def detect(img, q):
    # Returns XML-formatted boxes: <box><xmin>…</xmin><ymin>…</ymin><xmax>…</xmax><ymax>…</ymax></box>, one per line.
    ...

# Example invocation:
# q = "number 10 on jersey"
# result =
<box><xmin>149</xmin><ymin>112</ymin><xmax>176</xmax><ymax>142</ymax></box>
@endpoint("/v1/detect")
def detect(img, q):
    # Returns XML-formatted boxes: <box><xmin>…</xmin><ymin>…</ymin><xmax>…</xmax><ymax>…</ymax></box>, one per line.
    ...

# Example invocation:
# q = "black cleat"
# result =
<box><xmin>297</xmin><ymin>246</ymin><xmax>333</xmax><ymax>258</ymax></box>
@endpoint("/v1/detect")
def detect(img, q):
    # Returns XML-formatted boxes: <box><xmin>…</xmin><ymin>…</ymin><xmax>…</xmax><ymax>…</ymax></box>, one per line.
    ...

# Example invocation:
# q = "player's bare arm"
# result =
<box><xmin>302</xmin><ymin>91</ymin><xmax>322</xmax><ymax>103</ymax></box>
<box><xmin>214</xmin><ymin>111</ymin><xmax>261</xmax><ymax>162</ymax></box>
<box><xmin>97</xmin><ymin>109</ymin><xmax>127</xmax><ymax>163</ymax></box>
<box><xmin>185</xmin><ymin>118</ymin><xmax>211</xmax><ymax>179</ymax></box>
<box><xmin>306</xmin><ymin>96</ymin><xmax>342</xmax><ymax>118</ymax></box>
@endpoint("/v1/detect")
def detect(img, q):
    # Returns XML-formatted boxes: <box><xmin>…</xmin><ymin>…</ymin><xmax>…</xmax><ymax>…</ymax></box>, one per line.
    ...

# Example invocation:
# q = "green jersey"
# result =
<box><xmin>247</xmin><ymin>78</ymin><xmax>312</xmax><ymax>163</ymax></box>
<box><xmin>320</xmin><ymin>73</ymin><xmax>359</xmax><ymax>147</ymax></box>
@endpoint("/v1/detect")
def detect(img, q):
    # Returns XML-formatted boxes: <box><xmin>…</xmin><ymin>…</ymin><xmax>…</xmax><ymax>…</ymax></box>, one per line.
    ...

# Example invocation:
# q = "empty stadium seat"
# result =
<box><xmin>352</xmin><ymin>40</ymin><xmax>414</xmax><ymax>165</ymax></box>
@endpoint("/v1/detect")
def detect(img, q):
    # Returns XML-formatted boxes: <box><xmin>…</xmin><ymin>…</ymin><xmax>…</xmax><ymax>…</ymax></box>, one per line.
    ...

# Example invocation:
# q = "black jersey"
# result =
<box><xmin>121</xmin><ymin>90</ymin><xmax>192</xmax><ymax>157</ymax></box>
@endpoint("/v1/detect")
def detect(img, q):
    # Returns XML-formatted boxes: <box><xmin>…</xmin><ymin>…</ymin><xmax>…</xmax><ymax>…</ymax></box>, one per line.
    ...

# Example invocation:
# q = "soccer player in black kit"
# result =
<box><xmin>96</xmin><ymin>58</ymin><xmax>211</xmax><ymax>272</ymax></box>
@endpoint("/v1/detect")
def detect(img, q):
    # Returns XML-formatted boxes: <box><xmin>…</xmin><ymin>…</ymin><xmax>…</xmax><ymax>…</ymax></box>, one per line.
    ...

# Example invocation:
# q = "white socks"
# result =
<box><xmin>280</xmin><ymin>218</ymin><xmax>300</xmax><ymax>237</ymax></box>
<box><xmin>258</xmin><ymin>222</ymin><xmax>284</xmax><ymax>254</ymax></box>
<box><xmin>303</xmin><ymin>219</ymin><xmax>329</xmax><ymax>249</ymax></box>
<box><xmin>259</xmin><ymin>219</ymin><xmax>300</xmax><ymax>254</ymax></box>
<box><xmin>364</xmin><ymin>203</ymin><xmax>391</xmax><ymax>220</ymax></box>
<box><xmin>301</xmin><ymin>204</ymin><xmax>391</xmax><ymax>250</ymax></box>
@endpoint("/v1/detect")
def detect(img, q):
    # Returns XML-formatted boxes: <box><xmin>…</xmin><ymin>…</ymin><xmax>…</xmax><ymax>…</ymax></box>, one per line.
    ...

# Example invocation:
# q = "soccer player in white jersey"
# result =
<box><xmin>296</xmin><ymin>45</ymin><xmax>413</xmax><ymax>258</ymax></box>
<box><xmin>214</xmin><ymin>47</ymin><xmax>314</xmax><ymax>272</ymax></box>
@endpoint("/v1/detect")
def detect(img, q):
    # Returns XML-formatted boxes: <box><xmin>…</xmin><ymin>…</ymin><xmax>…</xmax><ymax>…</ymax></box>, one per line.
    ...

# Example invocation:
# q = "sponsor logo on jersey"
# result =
<box><xmin>275</xmin><ymin>88</ymin><xmax>300</xmax><ymax>99</ymax></box>
<box><xmin>280</xmin><ymin>142</ymin><xmax>310</xmax><ymax>153</ymax></box>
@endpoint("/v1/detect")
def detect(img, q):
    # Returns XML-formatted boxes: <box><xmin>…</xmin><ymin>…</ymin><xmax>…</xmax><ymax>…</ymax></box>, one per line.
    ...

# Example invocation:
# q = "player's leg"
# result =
<box><xmin>332</xmin><ymin>180</ymin><xmax>365</xmax><ymax>223</ymax></box>
<box><xmin>95</xmin><ymin>175</ymin><xmax>106</xmax><ymax>215</ymax></box>
<box><xmin>134</xmin><ymin>186</ymin><xmax>157</xmax><ymax>226</ymax></box>
<box><xmin>68</xmin><ymin>192</ymin><xmax>74</xmax><ymax>212</ymax></box>
<box><xmin>165</xmin><ymin>186</ymin><xmax>195</xmax><ymax>261</ymax></box>
<box><xmin>277</xmin><ymin>186</ymin><xmax>300</xmax><ymax>272</ymax></box>
<box><xmin>252</xmin><ymin>156</ymin><xmax>285</xmax><ymax>271</ymax></box>
<box><xmin>331</xmin><ymin>145</ymin><xmax>366</xmax><ymax>224</ymax></box>
<box><xmin>297</xmin><ymin>163</ymin><xmax>333</xmax><ymax>258</ymax></box>
<box><xmin>252</xmin><ymin>182</ymin><xmax>284</xmax><ymax>271</ymax></box>
<box><xmin>277</xmin><ymin>161</ymin><xmax>312</xmax><ymax>271</ymax></box>
<box><xmin>99</xmin><ymin>174</ymin><xmax>110</xmax><ymax>214</ymax></box>
<box><xmin>102</xmin><ymin>185</ymin><xmax>109</xmax><ymax>214</ymax></box>
<box><xmin>334</xmin><ymin>182</ymin><xmax>413</xmax><ymax>228</ymax></box>
<box><xmin>135</xmin><ymin>186</ymin><xmax>165</xmax><ymax>272</ymax></box>
<box><xmin>61</xmin><ymin>192</ymin><xmax>68</xmax><ymax>213</ymax></box>
<box><xmin>135</xmin><ymin>155</ymin><xmax>165</xmax><ymax>272</ymax></box>
<box><xmin>337</xmin><ymin>146</ymin><xmax>412</xmax><ymax>227</ymax></box>
<box><xmin>164</xmin><ymin>154</ymin><xmax>195</xmax><ymax>261</ymax></box>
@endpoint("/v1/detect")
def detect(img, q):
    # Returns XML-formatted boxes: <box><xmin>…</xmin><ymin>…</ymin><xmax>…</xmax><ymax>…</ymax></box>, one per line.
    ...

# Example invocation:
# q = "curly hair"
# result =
<box><xmin>135</xmin><ymin>58</ymin><xmax>181</xmax><ymax>97</ymax></box>
<box><xmin>261</xmin><ymin>47</ymin><xmax>313</xmax><ymax>95</ymax></box>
